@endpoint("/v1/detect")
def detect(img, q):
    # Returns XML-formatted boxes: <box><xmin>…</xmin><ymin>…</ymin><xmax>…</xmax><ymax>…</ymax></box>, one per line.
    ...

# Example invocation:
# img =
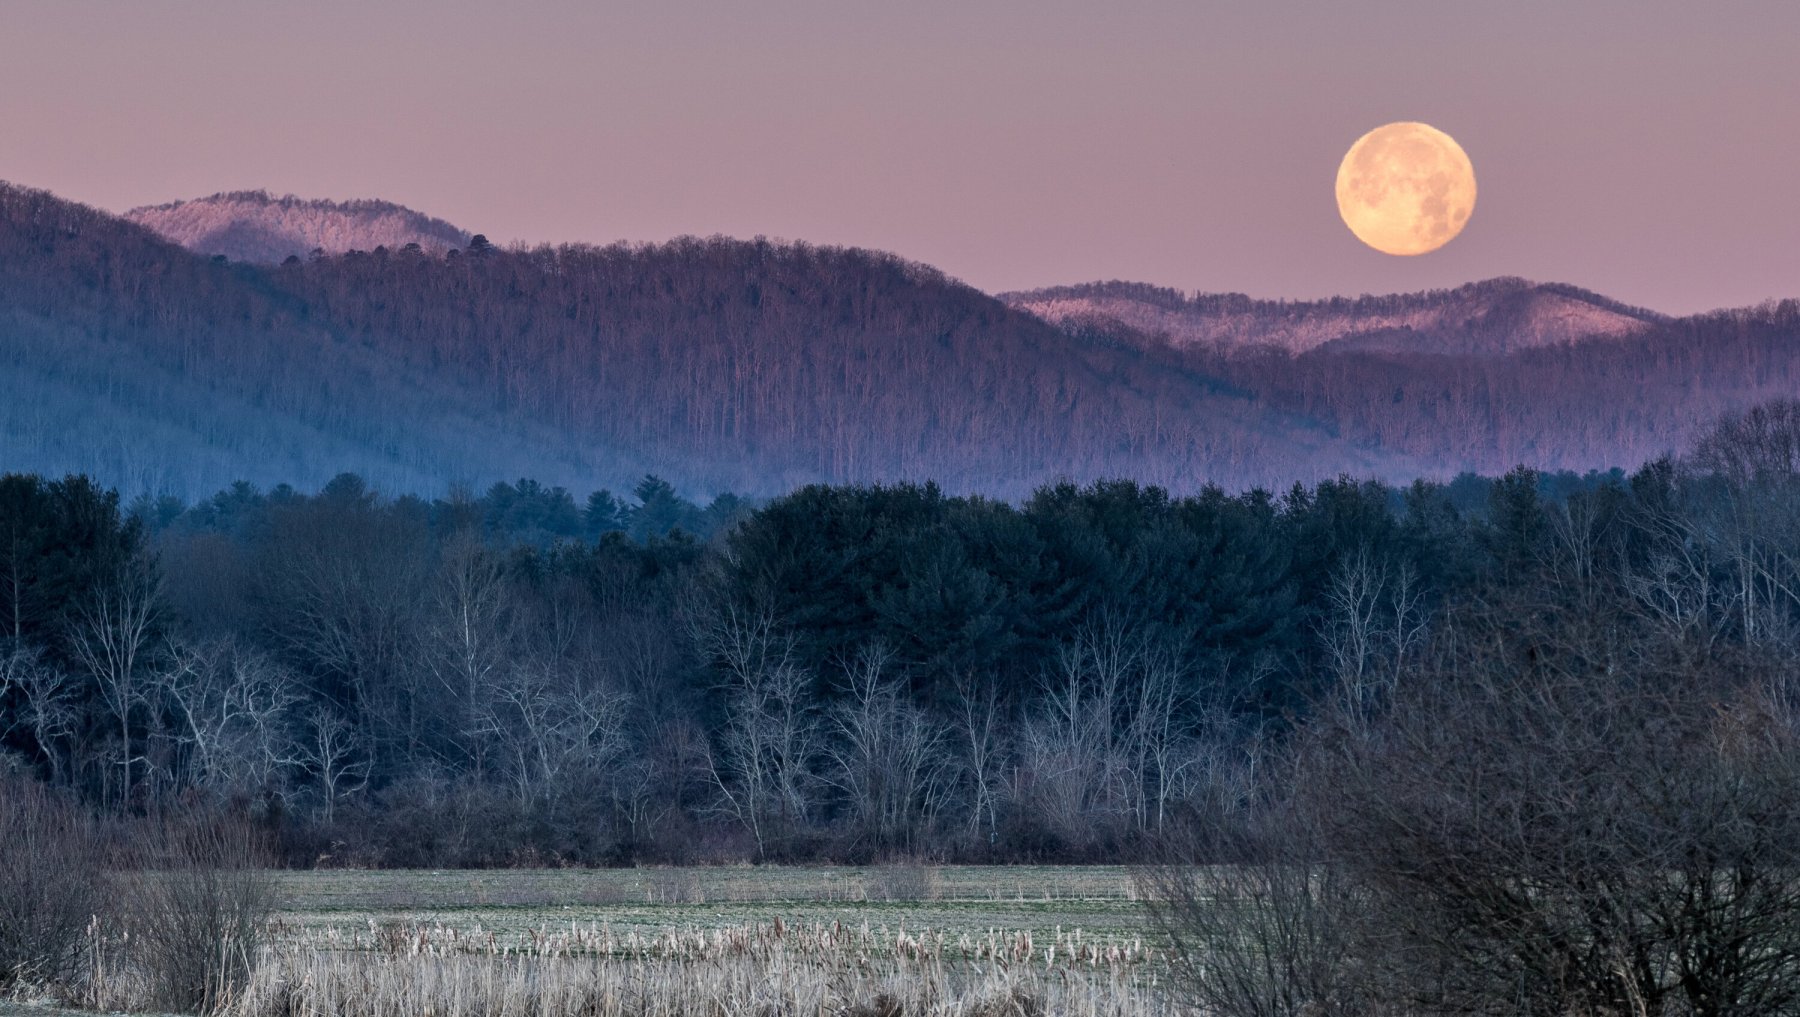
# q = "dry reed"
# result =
<box><xmin>225</xmin><ymin>918</ymin><xmax>1172</xmax><ymax>1017</ymax></box>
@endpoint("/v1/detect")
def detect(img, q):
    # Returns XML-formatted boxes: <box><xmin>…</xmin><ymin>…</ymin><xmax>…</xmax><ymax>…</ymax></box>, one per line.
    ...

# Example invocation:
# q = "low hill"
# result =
<box><xmin>1003</xmin><ymin>277</ymin><xmax>1668</xmax><ymax>356</ymax></box>
<box><xmin>125</xmin><ymin>191</ymin><xmax>472</xmax><ymax>263</ymax></box>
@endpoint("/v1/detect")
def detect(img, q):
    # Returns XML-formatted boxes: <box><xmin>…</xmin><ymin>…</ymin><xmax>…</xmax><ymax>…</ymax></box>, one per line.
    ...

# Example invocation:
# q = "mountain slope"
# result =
<box><xmin>4</xmin><ymin>181</ymin><xmax>1797</xmax><ymax>500</ymax></box>
<box><xmin>1003</xmin><ymin>277</ymin><xmax>1668</xmax><ymax>356</ymax></box>
<box><xmin>1</xmin><ymin>182</ymin><xmax>1397</xmax><ymax>498</ymax></box>
<box><xmin>0</xmin><ymin>184</ymin><xmax>611</xmax><ymax>496</ymax></box>
<box><xmin>125</xmin><ymin>191</ymin><xmax>472</xmax><ymax>263</ymax></box>
<box><xmin>1007</xmin><ymin>276</ymin><xmax>1800</xmax><ymax>473</ymax></box>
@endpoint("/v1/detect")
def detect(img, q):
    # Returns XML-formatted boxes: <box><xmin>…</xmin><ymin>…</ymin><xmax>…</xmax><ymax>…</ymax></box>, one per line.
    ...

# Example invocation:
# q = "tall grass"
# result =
<box><xmin>229</xmin><ymin>919</ymin><xmax>1171</xmax><ymax>1017</ymax></box>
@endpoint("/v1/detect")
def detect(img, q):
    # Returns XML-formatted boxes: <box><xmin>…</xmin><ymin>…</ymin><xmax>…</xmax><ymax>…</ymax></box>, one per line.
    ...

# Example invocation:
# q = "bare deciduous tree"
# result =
<box><xmin>824</xmin><ymin>643</ymin><xmax>953</xmax><ymax>854</ymax></box>
<box><xmin>479</xmin><ymin>661</ymin><xmax>627</xmax><ymax>803</ymax></box>
<box><xmin>66</xmin><ymin>554</ymin><xmax>161</xmax><ymax>806</ymax></box>
<box><xmin>689</xmin><ymin>593</ymin><xmax>826</xmax><ymax>855</ymax></box>
<box><xmin>1304</xmin><ymin>604</ymin><xmax>1800</xmax><ymax>1017</ymax></box>
<box><xmin>154</xmin><ymin>639</ymin><xmax>300</xmax><ymax>800</ymax></box>
<box><xmin>286</xmin><ymin>703</ymin><xmax>369</xmax><ymax>821</ymax></box>
<box><xmin>951</xmin><ymin>671</ymin><xmax>1008</xmax><ymax>849</ymax></box>
<box><xmin>1316</xmin><ymin>545</ymin><xmax>1425</xmax><ymax>727</ymax></box>
<box><xmin>422</xmin><ymin>534</ymin><xmax>516</xmax><ymax>775</ymax></box>
<box><xmin>0</xmin><ymin>644</ymin><xmax>76</xmax><ymax>784</ymax></box>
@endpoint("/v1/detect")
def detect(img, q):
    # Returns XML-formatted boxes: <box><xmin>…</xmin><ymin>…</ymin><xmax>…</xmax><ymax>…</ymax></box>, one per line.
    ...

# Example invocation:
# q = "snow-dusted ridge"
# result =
<box><xmin>126</xmin><ymin>190</ymin><xmax>472</xmax><ymax>264</ymax></box>
<box><xmin>1002</xmin><ymin>277</ymin><xmax>1670</xmax><ymax>357</ymax></box>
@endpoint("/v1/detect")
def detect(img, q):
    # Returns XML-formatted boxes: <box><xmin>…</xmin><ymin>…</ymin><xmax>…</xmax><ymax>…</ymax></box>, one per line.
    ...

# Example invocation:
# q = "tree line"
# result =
<box><xmin>3</xmin><ymin>403</ymin><xmax>1796</xmax><ymax>867</ymax></box>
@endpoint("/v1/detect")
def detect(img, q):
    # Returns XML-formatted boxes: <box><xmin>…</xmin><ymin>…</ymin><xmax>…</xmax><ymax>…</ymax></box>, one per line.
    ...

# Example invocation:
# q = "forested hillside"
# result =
<box><xmin>4</xmin><ymin>180</ymin><xmax>1800</xmax><ymax>499</ymax></box>
<box><xmin>1188</xmin><ymin>302</ymin><xmax>1800</xmax><ymax>470</ymax></box>
<box><xmin>0</xmin><ymin>182</ymin><xmax>1391</xmax><ymax>498</ymax></box>
<box><xmin>1015</xmin><ymin>279</ymin><xmax>1800</xmax><ymax>475</ymax></box>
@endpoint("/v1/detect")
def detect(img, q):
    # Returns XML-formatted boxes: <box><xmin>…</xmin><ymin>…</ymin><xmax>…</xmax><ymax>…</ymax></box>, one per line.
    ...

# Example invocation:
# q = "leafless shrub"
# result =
<box><xmin>646</xmin><ymin>867</ymin><xmax>703</xmax><ymax>904</ymax></box>
<box><xmin>0</xmin><ymin>775</ymin><xmax>103</xmax><ymax>991</ymax></box>
<box><xmin>865</xmin><ymin>861</ymin><xmax>940</xmax><ymax>902</ymax></box>
<box><xmin>1301</xmin><ymin>596</ymin><xmax>1800</xmax><ymax>1017</ymax></box>
<box><xmin>1141</xmin><ymin>791</ymin><xmax>1368</xmax><ymax>1017</ymax></box>
<box><xmin>114</xmin><ymin>813</ymin><xmax>274</xmax><ymax>1013</ymax></box>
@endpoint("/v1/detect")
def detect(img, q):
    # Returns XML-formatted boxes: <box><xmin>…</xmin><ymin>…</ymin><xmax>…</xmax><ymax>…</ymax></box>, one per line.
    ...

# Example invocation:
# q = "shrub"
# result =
<box><xmin>865</xmin><ymin>861</ymin><xmax>940</xmax><ymax>902</ymax></box>
<box><xmin>118</xmin><ymin>814</ymin><xmax>273</xmax><ymax>1013</ymax></box>
<box><xmin>0</xmin><ymin>776</ymin><xmax>103</xmax><ymax>990</ymax></box>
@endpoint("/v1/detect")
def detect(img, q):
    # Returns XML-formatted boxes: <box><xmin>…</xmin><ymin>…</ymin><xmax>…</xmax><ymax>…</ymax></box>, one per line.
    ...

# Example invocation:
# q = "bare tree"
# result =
<box><xmin>257</xmin><ymin>497</ymin><xmax>427</xmax><ymax>769</ymax></box>
<box><xmin>1687</xmin><ymin>404</ymin><xmax>1800</xmax><ymax>658</ymax></box>
<box><xmin>705</xmin><ymin>655</ymin><xmax>821</xmax><ymax>857</ymax></box>
<box><xmin>824</xmin><ymin>643</ymin><xmax>953</xmax><ymax>854</ymax></box>
<box><xmin>951</xmin><ymin>671</ymin><xmax>1009</xmax><ymax>850</ymax></box>
<box><xmin>690</xmin><ymin>595</ymin><xmax>824</xmax><ymax>855</ymax></box>
<box><xmin>1011</xmin><ymin>620</ymin><xmax>1137</xmax><ymax>846</ymax></box>
<box><xmin>154</xmin><ymin>639</ymin><xmax>301</xmax><ymax>801</ymax></box>
<box><xmin>1125</xmin><ymin>638</ymin><xmax>1198</xmax><ymax>833</ymax></box>
<box><xmin>1691</xmin><ymin>400</ymin><xmax>1800</xmax><ymax>482</ymax></box>
<box><xmin>0</xmin><ymin>644</ymin><xmax>77</xmax><ymax>785</ymax></box>
<box><xmin>422</xmin><ymin>533</ymin><xmax>516</xmax><ymax>775</ymax></box>
<box><xmin>1623</xmin><ymin>473</ymin><xmax>1731</xmax><ymax>651</ymax></box>
<box><xmin>479</xmin><ymin>661</ymin><xmax>627</xmax><ymax>803</ymax></box>
<box><xmin>1316</xmin><ymin>545</ymin><xmax>1426</xmax><ymax>728</ymax></box>
<box><xmin>66</xmin><ymin>553</ymin><xmax>161</xmax><ymax>806</ymax></box>
<box><xmin>1304</xmin><ymin>602</ymin><xmax>1800</xmax><ymax>1017</ymax></box>
<box><xmin>286</xmin><ymin>703</ymin><xmax>369</xmax><ymax>821</ymax></box>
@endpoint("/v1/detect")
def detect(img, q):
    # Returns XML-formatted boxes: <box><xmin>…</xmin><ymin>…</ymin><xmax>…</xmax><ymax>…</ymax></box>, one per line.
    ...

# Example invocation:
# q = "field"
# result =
<box><xmin>231</xmin><ymin>865</ymin><xmax>1174</xmax><ymax>1017</ymax></box>
<box><xmin>268</xmin><ymin>865</ymin><xmax>1148</xmax><ymax>938</ymax></box>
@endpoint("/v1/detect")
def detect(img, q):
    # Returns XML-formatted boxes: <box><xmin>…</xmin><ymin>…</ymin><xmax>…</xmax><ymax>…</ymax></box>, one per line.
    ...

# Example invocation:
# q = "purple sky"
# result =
<box><xmin>4</xmin><ymin>1</ymin><xmax>1796</xmax><ymax>314</ymax></box>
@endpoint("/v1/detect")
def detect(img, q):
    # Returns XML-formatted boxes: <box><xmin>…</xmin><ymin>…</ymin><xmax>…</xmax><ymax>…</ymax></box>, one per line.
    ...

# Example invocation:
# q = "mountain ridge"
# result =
<box><xmin>1002</xmin><ymin>277</ymin><xmax>1670</xmax><ymax>356</ymax></box>
<box><xmin>4</xmin><ymin>180</ymin><xmax>1798</xmax><ymax>499</ymax></box>
<box><xmin>3</xmin><ymin>181</ymin><xmax>1395</xmax><ymax>498</ymax></box>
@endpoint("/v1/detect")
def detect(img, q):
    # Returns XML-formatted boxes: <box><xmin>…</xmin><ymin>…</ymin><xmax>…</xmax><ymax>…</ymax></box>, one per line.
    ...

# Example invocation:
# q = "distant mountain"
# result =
<box><xmin>2</xmin><ymin>180</ymin><xmax>1796</xmax><ymax>499</ymax></box>
<box><xmin>0</xmin><ymin>181</ymin><xmax>1392</xmax><ymax>498</ymax></box>
<box><xmin>1002</xmin><ymin>278</ymin><xmax>1668</xmax><ymax>356</ymax></box>
<box><xmin>1006</xmin><ymin>278</ymin><xmax>1797</xmax><ymax>473</ymax></box>
<box><xmin>125</xmin><ymin>191</ymin><xmax>472</xmax><ymax>263</ymax></box>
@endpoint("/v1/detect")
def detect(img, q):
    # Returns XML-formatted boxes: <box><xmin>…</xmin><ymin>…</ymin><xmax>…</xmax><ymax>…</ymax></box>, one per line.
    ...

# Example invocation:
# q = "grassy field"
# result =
<box><xmin>230</xmin><ymin>865</ymin><xmax>1174</xmax><ymax>1017</ymax></box>
<box><xmin>267</xmin><ymin>864</ymin><xmax>1150</xmax><ymax>940</ymax></box>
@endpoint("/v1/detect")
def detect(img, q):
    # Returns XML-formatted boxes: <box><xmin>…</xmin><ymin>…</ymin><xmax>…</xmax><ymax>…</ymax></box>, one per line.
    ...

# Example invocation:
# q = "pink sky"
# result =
<box><xmin>3</xmin><ymin>0</ymin><xmax>1796</xmax><ymax>315</ymax></box>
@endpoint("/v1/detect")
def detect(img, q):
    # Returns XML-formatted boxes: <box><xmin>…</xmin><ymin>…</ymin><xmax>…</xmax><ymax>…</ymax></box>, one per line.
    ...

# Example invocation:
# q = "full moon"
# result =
<box><xmin>1335</xmin><ymin>121</ymin><xmax>1476</xmax><ymax>256</ymax></box>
